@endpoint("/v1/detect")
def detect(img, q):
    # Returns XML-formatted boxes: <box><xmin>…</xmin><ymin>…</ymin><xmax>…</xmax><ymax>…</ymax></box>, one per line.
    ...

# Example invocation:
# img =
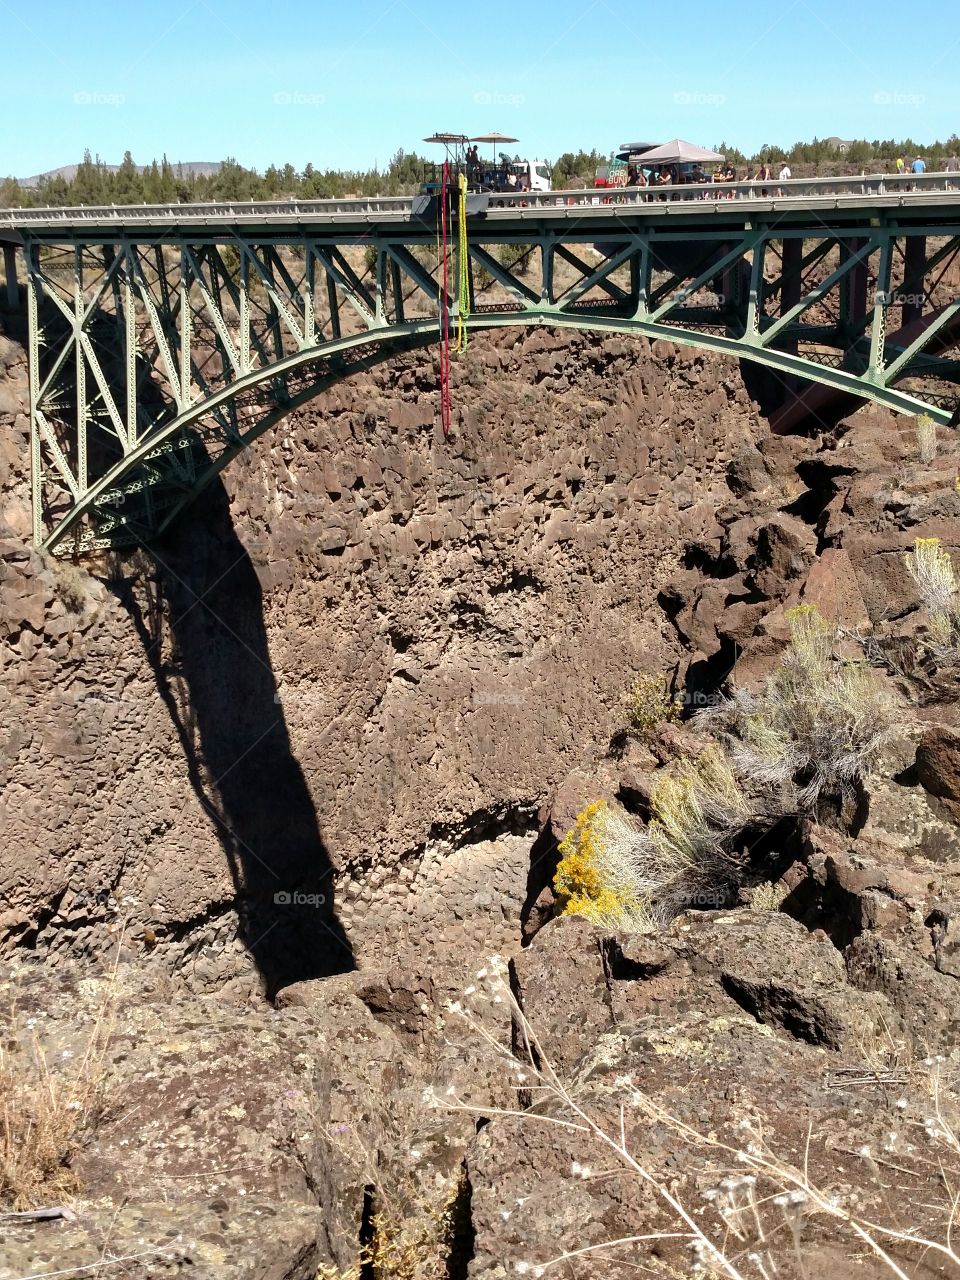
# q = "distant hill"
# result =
<box><xmin>17</xmin><ymin>161</ymin><xmax>223</xmax><ymax>188</ymax></box>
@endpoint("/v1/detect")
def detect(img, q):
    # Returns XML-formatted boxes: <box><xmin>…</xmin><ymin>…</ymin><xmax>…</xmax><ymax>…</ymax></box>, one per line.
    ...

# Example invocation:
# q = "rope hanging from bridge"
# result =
<box><xmin>454</xmin><ymin>172</ymin><xmax>470</xmax><ymax>353</ymax></box>
<box><xmin>438</xmin><ymin>160</ymin><xmax>452</xmax><ymax>437</ymax></box>
<box><xmin>436</xmin><ymin>164</ymin><xmax>471</xmax><ymax>436</ymax></box>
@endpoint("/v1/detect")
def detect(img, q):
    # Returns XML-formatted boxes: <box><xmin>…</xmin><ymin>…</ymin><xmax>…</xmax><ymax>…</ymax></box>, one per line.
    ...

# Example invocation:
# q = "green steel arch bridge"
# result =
<box><xmin>3</xmin><ymin>171</ymin><xmax>960</xmax><ymax>555</ymax></box>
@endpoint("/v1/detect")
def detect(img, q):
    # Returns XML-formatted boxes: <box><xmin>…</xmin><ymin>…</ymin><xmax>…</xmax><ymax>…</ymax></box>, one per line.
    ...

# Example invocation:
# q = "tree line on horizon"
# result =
<box><xmin>2</xmin><ymin>135</ymin><xmax>960</xmax><ymax>206</ymax></box>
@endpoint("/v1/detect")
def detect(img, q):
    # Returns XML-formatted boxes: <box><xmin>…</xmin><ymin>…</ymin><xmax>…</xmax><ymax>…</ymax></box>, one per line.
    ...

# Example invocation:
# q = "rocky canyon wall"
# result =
<box><xmin>0</xmin><ymin>320</ymin><xmax>763</xmax><ymax>992</ymax></box>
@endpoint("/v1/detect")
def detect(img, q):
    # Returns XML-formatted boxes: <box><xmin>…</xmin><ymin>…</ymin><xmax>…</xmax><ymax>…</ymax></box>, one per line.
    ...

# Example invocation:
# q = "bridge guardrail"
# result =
<box><xmin>1</xmin><ymin>172</ymin><xmax>959</xmax><ymax>227</ymax></box>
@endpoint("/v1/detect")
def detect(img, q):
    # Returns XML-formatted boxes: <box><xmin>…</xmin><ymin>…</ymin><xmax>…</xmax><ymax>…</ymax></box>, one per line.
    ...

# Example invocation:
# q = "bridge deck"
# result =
<box><xmin>12</xmin><ymin>170</ymin><xmax>960</xmax><ymax>554</ymax></box>
<box><xmin>4</xmin><ymin>175</ymin><xmax>960</xmax><ymax>239</ymax></box>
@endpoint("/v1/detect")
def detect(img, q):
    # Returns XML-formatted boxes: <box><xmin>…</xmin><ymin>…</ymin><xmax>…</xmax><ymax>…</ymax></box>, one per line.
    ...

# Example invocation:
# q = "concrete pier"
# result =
<box><xmin>2</xmin><ymin>242</ymin><xmax>18</xmax><ymax>308</ymax></box>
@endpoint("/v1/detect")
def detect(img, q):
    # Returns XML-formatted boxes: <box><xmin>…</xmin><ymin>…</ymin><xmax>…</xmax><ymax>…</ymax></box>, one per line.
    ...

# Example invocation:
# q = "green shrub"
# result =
<box><xmin>625</xmin><ymin>674</ymin><xmax>680</xmax><ymax>740</ymax></box>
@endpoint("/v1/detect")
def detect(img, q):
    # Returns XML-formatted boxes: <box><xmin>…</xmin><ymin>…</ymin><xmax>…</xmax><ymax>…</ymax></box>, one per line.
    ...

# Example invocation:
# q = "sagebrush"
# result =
<box><xmin>905</xmin><ymin>536</ymin><xmax>960</xmax><ymax>651</ymax></box>
<box><xmin>554</xmin><ymin>746</ymin><xmax>749</xmax><ymax>931</ymax></box>
<box><xmin>709</xmin><ymin>604</ymin><xmax>891</xmax><ymax>810</ymax></box>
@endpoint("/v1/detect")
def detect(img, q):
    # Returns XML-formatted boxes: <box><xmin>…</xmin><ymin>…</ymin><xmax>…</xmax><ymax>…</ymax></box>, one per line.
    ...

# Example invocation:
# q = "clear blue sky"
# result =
<box><xmin>2</xmin><ymin>0</ymin><xmax>958</xmax><ymax>177</ymax></box>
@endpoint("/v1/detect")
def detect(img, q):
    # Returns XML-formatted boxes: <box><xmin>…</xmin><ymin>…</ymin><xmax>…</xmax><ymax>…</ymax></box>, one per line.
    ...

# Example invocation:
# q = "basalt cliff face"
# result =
<box><xmin>4</xmin><ymin>316</ymin><xmax>960</xmax><ymax>1280</ymax></box>
<box><xmin>0</xmin><ymin>323</ymin><xmax>762</xmax><ymax>988</ymax></box>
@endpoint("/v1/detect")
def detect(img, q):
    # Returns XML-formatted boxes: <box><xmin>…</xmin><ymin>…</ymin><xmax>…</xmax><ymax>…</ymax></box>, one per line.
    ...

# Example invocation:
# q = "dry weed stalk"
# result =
<box><xmin>436</xmin><ymin>958</ymin><xmax>960</xmax><ymax>1279</ymax></box>
<box><xmin>293</xmin><ymin>1103</ymin><xmax>461</xmax><ymax>1279</ymax></box>
<box><xmin>0</xmin><ymin>937</ymin><xmax>122</xmax><ymax>1209</ymax></box>
<box><xmin>916</xmin><ymin>413</ymin><xmax>938</xmax><ymax>464</ymax></box>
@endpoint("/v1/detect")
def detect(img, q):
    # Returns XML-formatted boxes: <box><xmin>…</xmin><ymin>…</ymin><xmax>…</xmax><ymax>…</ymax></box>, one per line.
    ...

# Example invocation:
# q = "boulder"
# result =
<box><xmin>916</xmin><ymin>725</ymin><xmax>960</xmax><ymax>819</ymax></box>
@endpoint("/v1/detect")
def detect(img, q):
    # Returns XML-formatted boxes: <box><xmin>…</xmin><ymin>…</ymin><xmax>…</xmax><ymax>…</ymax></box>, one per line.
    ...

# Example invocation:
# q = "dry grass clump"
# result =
<box><xmin>307</xmin><ymin>1103</ymin><xmax>464</xmax><ymax>1280</ymax></box>
<box><xmin>316</xmin><ymin>1193</ymin><xmax>458</xmax><ymax>1280</ymax></box>
<box><xmin>625</xmin><ymin>673</ymin><xmax>680</xmax><ymax>740</ymax></box>
<box><xmin>1</xmin><ymin>973</ymin><xmax>117</xmax><ymax>1209</ymax></box>
<box><xmin>52</xmin><ymin>561</ymin><xmax>89</xmax><ymax>615</ymax></box>
<box><xmin>905</xmin><ymin>536</ymin><xmax>960</xmax><ymax>651</ymax></box>
<box><xmin>711</xmin><ymin>604</ymin><xmax>891</xmax><ymax>810</ymax></box>
<box><xmin>916</xmin><ymin>412</ymin><xmax>938</xmax><ymax>463</ymax></box>
<box><xmin>439</xmin><ymin>960</ymin><xmax>960</xmax><ymax>1279</ymax></box>
<box><xmin>630</xmin><ymin>745</ymin><xmax>750</xmax><ymax>922</ymax></box>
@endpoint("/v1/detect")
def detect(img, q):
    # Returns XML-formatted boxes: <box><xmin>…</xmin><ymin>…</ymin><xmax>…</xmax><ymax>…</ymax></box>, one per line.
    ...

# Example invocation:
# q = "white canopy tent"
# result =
<box><xmin>635</xmin><ymin>139</ymin><xmax>725</xmax><ymax>165</ymax></box>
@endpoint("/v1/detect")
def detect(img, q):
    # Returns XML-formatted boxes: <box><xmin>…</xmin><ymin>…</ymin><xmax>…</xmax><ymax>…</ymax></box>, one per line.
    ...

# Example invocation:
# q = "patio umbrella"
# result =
<box><xmin>423</xmin><ymin>133</ymin><xmax>470</xmax><ymax>144</ymax></box>
<box><xmin>423</xmin><ymin>132</ymin><xmax>469</xmax><ymax>160</ymax></box>
<box><xmin>470</xmin><ymin>132</ymin><xmax>519</xmax><ymax>168</ymax></box>
<box><xmin>635</xmin><ymin>139</ymin><xmax>725</xmax><ymax>165</ymax></box>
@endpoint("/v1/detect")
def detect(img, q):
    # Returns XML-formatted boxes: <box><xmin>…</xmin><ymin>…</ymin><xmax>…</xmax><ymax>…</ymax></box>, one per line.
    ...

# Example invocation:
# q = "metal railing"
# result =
<box><xmin>2</xmin><ymin>171</ymin><xmax>960</xmax><ymax>228</ymax></box>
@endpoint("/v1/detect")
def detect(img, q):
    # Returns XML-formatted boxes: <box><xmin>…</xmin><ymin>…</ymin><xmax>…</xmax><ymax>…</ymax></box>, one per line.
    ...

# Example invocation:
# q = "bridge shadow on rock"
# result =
<box><xmin>113</xmin><ymin>479</ymin><xmax>354</xmax><ymax>997</ymax></box>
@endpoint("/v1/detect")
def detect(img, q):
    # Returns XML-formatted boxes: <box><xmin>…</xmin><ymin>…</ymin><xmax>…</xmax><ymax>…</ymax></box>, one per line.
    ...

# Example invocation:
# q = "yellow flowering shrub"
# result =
<box><xmin>554</xmin><ymin>801</ymin><xmax>652</xmax><ymax>931</ymax></box>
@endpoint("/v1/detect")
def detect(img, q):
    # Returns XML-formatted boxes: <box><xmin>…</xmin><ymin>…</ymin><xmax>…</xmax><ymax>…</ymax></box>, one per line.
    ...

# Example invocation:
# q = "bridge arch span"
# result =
<box><xmin>13</xmin><ymin>195</ymin><xmax>960</xmax><ymax>552</ymax></box>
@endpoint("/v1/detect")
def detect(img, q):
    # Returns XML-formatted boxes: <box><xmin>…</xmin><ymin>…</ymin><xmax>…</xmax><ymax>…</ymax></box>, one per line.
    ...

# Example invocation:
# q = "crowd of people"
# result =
<box><xmin>602</xmin><ymin>153</ymin><xmax>960</xmax><ymax>201</ymax></box>
<box><xmin>464</xmin><ymin>145</ymin><xmax>528</xmax><ymax>193</ymax></box>
<box><xmin>616</xmin><ymin>159</ymin><xmax>792</xmax><ymax>199</ymax></box>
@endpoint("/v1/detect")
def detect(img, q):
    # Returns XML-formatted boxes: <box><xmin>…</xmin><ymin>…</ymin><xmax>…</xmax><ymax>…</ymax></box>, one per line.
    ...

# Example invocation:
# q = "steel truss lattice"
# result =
<box><xmin>17</xmin><ymin>199</ymin><xmax>960</xmax><ymax>553</ymax></box>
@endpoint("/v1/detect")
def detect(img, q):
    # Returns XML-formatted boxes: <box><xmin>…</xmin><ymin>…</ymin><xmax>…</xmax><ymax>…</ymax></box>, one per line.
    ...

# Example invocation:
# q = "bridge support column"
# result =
<box><xmin>778</xmin><ymin>237</ymin><xmax>803</xmax><ymax>395</ymax></box>
<box><xmin>720</xmin><ymin>242</ymin><xmax>745</xmax><ymax>319</ymax></box>
<box><xmin>780</xmin><ymin>238</ymin><xmax>802</xmax><ymax>353</ymax></box>
<box><xmin>840</xmin><ymin>237</ymin><xmax>869</xmax><ymax>342</ymax></box>
<box><xmin>2</xmin><ymin>244</ymin><xmax>18</xmax><ymax>309</ymax></box>
<box><xmin>903</xmin><ymin>235</ymin><xmax>927</xmax><ymax>328</ymax></box>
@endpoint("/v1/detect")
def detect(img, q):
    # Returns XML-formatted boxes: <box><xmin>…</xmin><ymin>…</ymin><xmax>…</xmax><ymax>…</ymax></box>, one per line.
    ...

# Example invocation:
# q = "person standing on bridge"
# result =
<box><xmin>896</xmin><ymin>156</ymin><xmax>906</xmax><ymax>174</ymax></box>
<box><xmin>947</xmin><ymin>155</ymin><xmax>960</xmax><ymax>191</ymax></box>
<box><xmin>912</xmin><ymin>156</ymin><xmax>926</xmax><ymax>174</ymax></box>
